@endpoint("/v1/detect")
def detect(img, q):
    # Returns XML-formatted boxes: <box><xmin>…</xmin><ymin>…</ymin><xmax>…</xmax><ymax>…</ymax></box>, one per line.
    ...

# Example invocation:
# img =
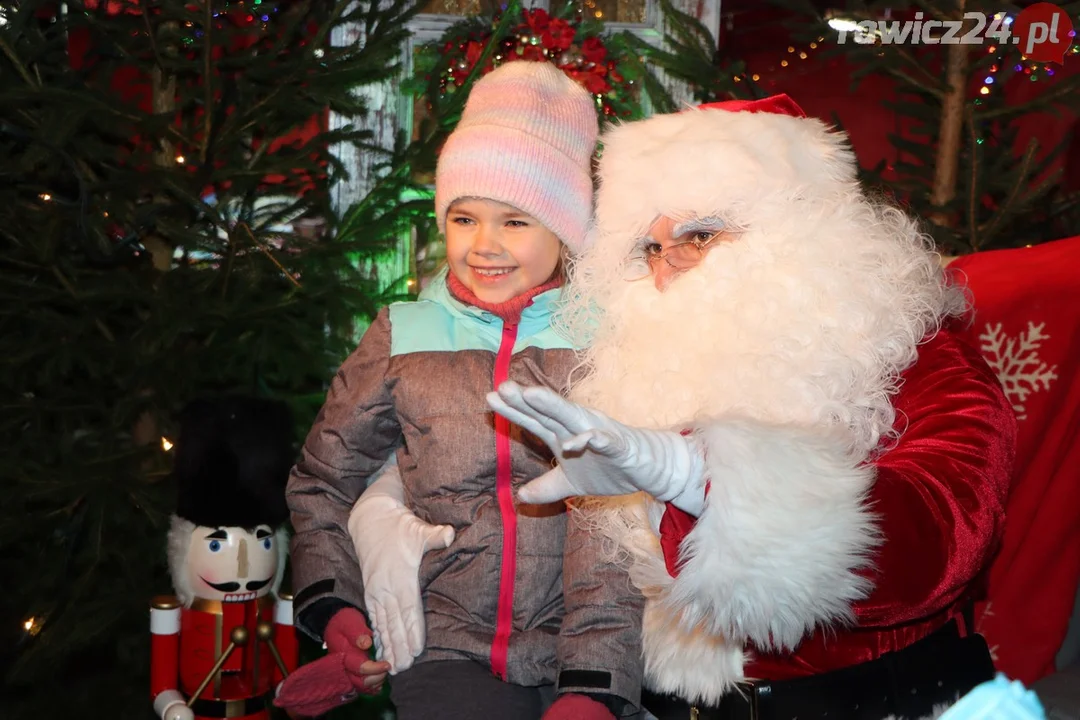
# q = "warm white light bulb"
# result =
<box><xmin>827</xmin><ymin>18</ymin><xmax>861</xmax><ymax>33</ymax></box>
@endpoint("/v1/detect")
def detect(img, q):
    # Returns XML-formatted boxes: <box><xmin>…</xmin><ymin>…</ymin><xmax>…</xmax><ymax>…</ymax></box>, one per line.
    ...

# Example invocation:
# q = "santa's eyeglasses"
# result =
<box><xmin>624</xmin><ymin>229</ymin><xmax>725</xmax><ymax>281</ymax></box>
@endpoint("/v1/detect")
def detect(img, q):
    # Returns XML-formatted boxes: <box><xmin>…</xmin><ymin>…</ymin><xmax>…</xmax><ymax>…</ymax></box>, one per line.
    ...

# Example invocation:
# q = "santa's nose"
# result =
<box><xmin>237</xmin><ymin>538</ymin><xmax>249</xmax><ymax>578</ymax></box>
<box><xmin>653</xmin><ymin>263</ymin><xmax>677</xmax><ymax>292</ymax></box>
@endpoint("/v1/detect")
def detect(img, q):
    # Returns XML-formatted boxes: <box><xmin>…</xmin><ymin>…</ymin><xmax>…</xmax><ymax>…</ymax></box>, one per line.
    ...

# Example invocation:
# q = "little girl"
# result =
<box><xmin>280</xmin><ymin>62</ymin><xmax>643</xmax><ymax>720</ymax></box>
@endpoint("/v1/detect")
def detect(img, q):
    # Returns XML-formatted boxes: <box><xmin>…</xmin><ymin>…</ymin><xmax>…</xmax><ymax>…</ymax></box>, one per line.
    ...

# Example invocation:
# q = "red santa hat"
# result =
<box><xmin>696</xmin><ymin>93</ymin><xmax>808</xmax><ymax>119</ymax></box>
<box><xmin>591</xmin><ymin>94</ymin><xmax>858</xmax><ymax>258</ymax></box>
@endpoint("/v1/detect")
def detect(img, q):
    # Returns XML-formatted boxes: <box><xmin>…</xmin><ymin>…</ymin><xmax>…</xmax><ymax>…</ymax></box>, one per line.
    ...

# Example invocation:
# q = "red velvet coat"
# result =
<box><xmin>646</xmin><ymin>326</ymin><xmax>1015</xmax><ymax>699</ymax></box>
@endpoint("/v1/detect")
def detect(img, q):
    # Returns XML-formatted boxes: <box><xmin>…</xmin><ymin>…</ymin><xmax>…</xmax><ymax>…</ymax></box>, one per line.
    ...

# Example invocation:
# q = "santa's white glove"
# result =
<box><xmin>347</xmin><ymin>457</ymin><xmax>455</xmax><ymax>675</ymax></box>
<box><xmin>154</xmin><ymin>690</ymin><xmax>194</xmax><ymax>720</ymax></box>
<box><xmin>487</xmin><ymin>382</ymin><xmax>708</xmax><ymax>515</ymax></box>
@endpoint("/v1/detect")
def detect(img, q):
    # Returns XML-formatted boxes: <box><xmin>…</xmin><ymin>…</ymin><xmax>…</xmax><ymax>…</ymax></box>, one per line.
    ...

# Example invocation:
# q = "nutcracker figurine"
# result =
<box><xmin>151</xmin><ymin>396</ymin><xmax>300</xmax><ymax>720</ymax></box>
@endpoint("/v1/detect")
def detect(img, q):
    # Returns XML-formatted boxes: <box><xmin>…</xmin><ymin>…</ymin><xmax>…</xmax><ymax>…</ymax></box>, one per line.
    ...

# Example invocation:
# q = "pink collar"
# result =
<box><xmin>446</xmin><ymin>269</ymin><xmax>562</xmax><ymax>325</ymax></box>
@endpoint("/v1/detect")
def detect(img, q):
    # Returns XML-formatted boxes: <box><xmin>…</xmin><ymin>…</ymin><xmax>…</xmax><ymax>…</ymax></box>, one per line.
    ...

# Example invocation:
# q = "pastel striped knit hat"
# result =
<box><xmin>434</xmin><ymin>61</ymin><xmax>598</xmax><ymax>255</ymax></box>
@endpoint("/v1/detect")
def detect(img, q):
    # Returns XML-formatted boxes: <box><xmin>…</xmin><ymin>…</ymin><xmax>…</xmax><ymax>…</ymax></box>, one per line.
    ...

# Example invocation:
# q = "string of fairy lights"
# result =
<box><xmin>733</xmin><ymin>35</ymin><xmax>828</xmax><ymax>85</ymax></box>
<box><xmin>978</xmin><ymin>40</ymin><xmax>1080</xmax><ymax>98</ymax></box>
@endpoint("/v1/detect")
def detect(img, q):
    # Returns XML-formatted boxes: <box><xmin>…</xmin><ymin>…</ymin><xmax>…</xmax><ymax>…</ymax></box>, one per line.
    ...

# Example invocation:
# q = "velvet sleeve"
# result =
<box><xmin>855</xmin><ymin>327</ymin><xmax>1015</xmax><ymax>627</ymax></box>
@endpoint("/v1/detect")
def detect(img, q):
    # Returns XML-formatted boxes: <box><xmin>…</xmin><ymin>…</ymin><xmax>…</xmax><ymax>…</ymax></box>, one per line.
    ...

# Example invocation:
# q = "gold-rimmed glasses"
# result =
<box><xmin>624</xmin><ymin>229</ymin><xmax>725</xmax><ymax>281</ymax></box>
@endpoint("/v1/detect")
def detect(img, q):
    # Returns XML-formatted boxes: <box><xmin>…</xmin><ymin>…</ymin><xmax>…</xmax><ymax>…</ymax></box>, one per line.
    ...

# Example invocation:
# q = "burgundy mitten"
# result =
<box><xmin>542</xmin><ymin>693</ymin><xmax>618</xmax><ymax>720</ymax></box>
<box><xmin>324</xmin><ymin>607</ymin><xmax>374</xmax><ymax>655</ymax></box>
<box><xmin>320</xmin><ymin>608</ymin><xmax>390</xmax><ymax>695</ymax></box>
<box><xmin>273</xmin><ymin>653</ymin><xmax>358</xmax><ymax>718</ymax></box>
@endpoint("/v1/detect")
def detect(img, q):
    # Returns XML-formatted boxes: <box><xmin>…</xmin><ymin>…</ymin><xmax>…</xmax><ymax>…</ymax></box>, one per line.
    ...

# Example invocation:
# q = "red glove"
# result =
<box><xmin>325</xmin><ymin>608</ymin><xmax>391</xmax><ymax>694</ymax></box>
<box><xmin>273</xmin><ymin>653</ymin><xmax>358</xmax><ymax>718</ymax></box>
<box><xmin>542</xmin><ymin>693</ymin><xmax>617</xmax><ymax>720</ymax></box>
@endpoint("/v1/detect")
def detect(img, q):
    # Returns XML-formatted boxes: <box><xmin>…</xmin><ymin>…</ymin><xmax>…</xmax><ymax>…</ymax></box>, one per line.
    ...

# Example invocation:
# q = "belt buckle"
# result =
<box><xmin>689</xmin><ymin>707</ymin><xmax>699</xmax><ymax>720</ymax></box>
<box><xmin>737</xmin><ymin>679</ymin><xmax>761</xmax><ymax>720</ymax></box>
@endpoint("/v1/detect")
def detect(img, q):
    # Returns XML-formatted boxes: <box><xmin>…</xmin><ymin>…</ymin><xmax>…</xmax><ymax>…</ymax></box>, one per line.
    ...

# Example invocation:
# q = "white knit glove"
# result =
<box><xmin>486</xmin><ymin>382</ymin><xmax>708</xmax><ymax>515</ymax></box>
<box><xmin>347</xmin><ymin>457</ymin><xmax>455</xmax><ymax>674</ymax></box>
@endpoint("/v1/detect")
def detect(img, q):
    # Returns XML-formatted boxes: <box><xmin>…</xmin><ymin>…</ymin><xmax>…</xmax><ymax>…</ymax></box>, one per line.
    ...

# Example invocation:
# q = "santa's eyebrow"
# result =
<box><xmin>255</xmin><ymin>528</ymin><xmax>272</xmax><ymax>539</ymax></box>
<box><xmin>672</xmin><ymin>217</ymin><xmax>726</xmax><ymax>237</ymax></box>
<box><xmin>204</xmin><ymin>529</ymin><xmax>228</xmax><ymax>540</ymax></box>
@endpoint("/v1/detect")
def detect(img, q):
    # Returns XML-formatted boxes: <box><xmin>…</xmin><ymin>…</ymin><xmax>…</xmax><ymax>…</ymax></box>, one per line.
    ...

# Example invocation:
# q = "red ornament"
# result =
<box><xmin>434</xmin><ymin>5</ymin><xmax>632</xmax><ymax>119</ymax></box>
<box><xmin>543</xmin><ymin>18</ymin><xmax>575</xmax><ymax>52</ymax></box>
<box><xmin>581</xmin><ymin>37</ymin><xmax>607</xmax><ymax>64</ymax></box>
<box><xmin>524</xmin><ymin>8</ymin><xmax>550</xmax><ymax>34</ymax></box>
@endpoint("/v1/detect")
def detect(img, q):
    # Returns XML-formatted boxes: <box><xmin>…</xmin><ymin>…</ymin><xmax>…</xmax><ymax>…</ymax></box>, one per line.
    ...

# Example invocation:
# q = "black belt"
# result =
<box><xmin>189</xmin><ymin>692</ymin><xmax>270</xmax><ymax>718</ymax></box>
<box><xmin>642</xmin><ymin>620</ymin><xmax>995</xmax><ymax>720</ymax></box>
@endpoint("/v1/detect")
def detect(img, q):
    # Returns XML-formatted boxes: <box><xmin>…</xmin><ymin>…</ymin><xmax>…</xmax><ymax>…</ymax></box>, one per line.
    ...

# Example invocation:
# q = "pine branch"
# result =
<box><xmin>977</xmin><ymin>75</ymin><xmax>1080</xmax><ymax>120</ymax></box>
<box><xmin>978</xmin><ymin>137</ymin><xmax>1039</xmax><ymax>246</ymax></box>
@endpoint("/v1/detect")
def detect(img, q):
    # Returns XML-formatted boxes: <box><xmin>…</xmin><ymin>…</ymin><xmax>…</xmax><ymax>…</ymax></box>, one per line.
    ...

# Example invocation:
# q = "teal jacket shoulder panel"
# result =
<box><xmin>389</xmin><ymin>267</ymin><xmax>579</xmax><ymax>356</ymax></box>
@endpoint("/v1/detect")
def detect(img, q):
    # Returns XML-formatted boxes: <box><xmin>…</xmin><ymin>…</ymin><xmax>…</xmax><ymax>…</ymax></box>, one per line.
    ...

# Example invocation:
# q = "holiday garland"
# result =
<box><xmin>410</xmin><ymin>1</ymin><xmax>647</xmax><ymax>122</ymax></box>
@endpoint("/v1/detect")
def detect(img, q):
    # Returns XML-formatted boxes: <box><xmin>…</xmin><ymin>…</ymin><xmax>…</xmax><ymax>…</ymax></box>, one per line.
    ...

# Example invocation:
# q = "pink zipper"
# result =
<box><xmin>490</xmin><ymin>321</ymin><xmax>519</xmax><ymax>680</ymax></box>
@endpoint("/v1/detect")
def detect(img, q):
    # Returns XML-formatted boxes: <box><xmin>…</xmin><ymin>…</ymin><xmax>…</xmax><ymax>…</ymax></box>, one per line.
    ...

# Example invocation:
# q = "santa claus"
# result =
<box><xmin>354</xmin><ymin>95</ymin><xmax>1018</xmax><ymax>720</ymax></box>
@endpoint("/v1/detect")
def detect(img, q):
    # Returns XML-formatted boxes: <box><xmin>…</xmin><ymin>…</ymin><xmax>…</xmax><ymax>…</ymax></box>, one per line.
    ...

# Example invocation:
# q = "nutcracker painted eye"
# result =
<box><xmin>256</xmin><ymin>527</ymin><xmax>273</xmax><ymax>551</ymax></box>
<box><xmin>204</xmin><ymin>528</ymin><xmax>229</xmax><ymax>553</ymax></box>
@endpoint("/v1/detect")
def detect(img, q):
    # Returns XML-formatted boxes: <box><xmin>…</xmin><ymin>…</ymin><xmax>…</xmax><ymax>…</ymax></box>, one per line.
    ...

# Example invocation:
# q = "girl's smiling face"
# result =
<box><xmin>445</xmin><ymin>198</ymin><xmax>562</xmax><ymax>304</ymax></box>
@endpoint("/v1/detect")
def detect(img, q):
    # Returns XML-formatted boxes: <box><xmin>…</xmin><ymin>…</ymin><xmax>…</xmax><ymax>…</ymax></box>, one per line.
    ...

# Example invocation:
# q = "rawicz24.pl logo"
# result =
<box><xmin>834</xmin><ymin>3</ymin><xmax>1075</xmax><ymax>64</ymax></box>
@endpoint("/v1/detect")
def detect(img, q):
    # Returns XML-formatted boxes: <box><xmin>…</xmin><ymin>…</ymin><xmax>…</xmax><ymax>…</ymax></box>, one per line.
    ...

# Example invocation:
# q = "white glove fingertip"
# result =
<box><xmin>517</xmin><ymin>476</ymin><xmax>570</xmax><ymax>505</ymax></box>
<box><xmin>421</xmin><ymin>523</ymin><xmax>454</xmax><ymax>551</ymax></box>
<box><xmin>496</xmin><ymin>380</ymin><xmax>523</xmax><ymax>398</ymax></box>
<box><xmin>378</xmin><ymin>600</ymin><xmax>413</xmax><ymax>678</ymax></box>
<box><xmin>520</xmin><ymin>386</ymin><xmax>592</xmax><ymax>432</ymax></box>
<box><xmin>371</xmin><ymin>628</ymin><xmax>384</xmax><ymax>660</ymax></box>
<box><xmin>520</xmin><ymin>386</ymin><xmax>560</xmax><ymax>412</ymax></box>
<box><xmin>402</xmin><ymin>607</ymin><xmax>425</xmax><ymax>659</ymax></box>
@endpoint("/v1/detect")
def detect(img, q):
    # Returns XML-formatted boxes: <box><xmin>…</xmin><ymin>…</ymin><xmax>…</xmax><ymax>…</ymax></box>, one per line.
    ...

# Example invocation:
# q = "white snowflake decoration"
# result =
<box><xmin>978</xmin><ymin>321</ymin><xmax>1059</xmax><ymax>420</ymax></box>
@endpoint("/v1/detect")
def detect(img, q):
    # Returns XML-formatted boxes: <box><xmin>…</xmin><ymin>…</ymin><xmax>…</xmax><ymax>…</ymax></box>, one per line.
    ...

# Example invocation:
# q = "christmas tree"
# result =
<box><xmin>770</xmin><ymin>0</ymin><xmax>1080</xmax><ymax>253</ymax></box>
<box><xmin>0</xmin><ymin>0</ymin><xmax>416</xmax><ymax>716</ymax></box>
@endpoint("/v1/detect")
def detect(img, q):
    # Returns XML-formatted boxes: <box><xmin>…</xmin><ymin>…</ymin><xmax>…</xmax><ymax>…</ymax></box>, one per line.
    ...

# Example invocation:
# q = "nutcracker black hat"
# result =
<box><xmin>172</xmin><ymin>396</ymin><xmax>296</xmax><ymax>529</ymax></box>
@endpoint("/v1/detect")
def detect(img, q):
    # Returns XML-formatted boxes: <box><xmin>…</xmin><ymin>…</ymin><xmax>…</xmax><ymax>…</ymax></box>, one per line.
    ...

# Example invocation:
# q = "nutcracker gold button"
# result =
<box><xmin>256</xmin><ymin>621</ymin><xmax>274</xmax><ymax>642</ymax></box>
<box><xmin>230</xmin><ymin>626</ymin><xmax>249</xmax><ymax>646</ymax></box>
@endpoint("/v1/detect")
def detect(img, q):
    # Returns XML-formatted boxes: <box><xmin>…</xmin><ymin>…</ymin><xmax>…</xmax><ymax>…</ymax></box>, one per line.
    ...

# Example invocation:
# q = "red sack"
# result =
<box><xmin>948</xmin><ymin>236</ymin><xmax>1080</xmax><ymax>684</ymax></box>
